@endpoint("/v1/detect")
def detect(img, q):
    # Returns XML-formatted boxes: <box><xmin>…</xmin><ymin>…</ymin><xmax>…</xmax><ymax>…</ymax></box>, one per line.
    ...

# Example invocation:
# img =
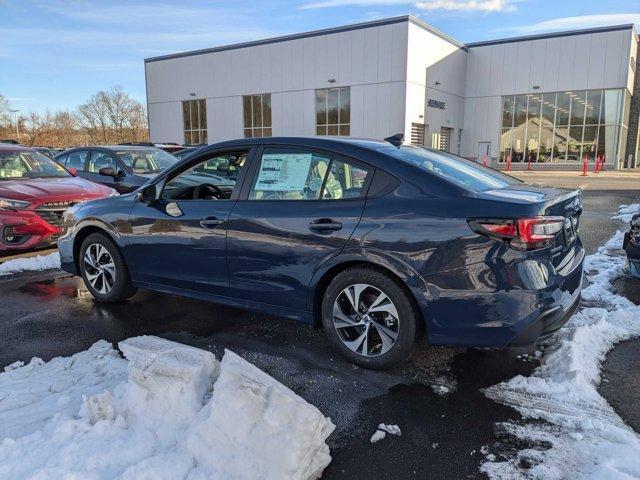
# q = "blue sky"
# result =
<box><xmin>1</xmin><ymin>0</ymin><xmax>639</xmax><ymax>114</ymax></box>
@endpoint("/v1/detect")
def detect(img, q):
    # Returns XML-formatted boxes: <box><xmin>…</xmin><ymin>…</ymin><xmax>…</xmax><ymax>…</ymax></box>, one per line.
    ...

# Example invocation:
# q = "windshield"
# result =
<box><xmin>381</xmin><ymin>145</ymin><xmax>518</xmax><ymax>192</ymax></box>
<box><xmin>0</xmin><ymin>150</ymin><xmax>71</xmax><ymax>180</ymax></box>
<box><xmin>115</xmin><ymin>148</ymin><xmax>177</xmax><ymax>174</ymax></box>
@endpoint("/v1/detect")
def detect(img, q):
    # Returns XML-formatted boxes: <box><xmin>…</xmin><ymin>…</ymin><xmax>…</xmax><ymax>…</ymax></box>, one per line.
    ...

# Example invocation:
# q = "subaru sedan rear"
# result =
<box><xmin>57</xmin><ymin>137</ymin><xmax>583</xmax><ymax>368</ymax></box>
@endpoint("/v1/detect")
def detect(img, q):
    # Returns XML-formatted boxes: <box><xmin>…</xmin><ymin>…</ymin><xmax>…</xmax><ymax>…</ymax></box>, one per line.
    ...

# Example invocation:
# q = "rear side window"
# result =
<box><xmin>249</xmin><ymin>150</ymin><xmax>332</xmax><ymax>200</ymax></box>
<box><xmin>381</xmin><ymin>145</ymin><xmax>518</xmax><ymax>192</ymax></box>
<box><xmin>248</xmin><ymin>149</ymin><xmax>371</xmax><ymax>201</ymax></box>
<box><xmin>65</xmin><ymin>151</ymin><xmax>89</xmax><ymax>171</ymax></box>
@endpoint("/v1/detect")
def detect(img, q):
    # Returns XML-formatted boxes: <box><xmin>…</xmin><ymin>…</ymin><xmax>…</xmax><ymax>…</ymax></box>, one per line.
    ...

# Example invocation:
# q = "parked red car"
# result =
<box><xmin>0</xmin><ymin>144</ymin><xmax>116</xmax><ymax>251</ymax></box>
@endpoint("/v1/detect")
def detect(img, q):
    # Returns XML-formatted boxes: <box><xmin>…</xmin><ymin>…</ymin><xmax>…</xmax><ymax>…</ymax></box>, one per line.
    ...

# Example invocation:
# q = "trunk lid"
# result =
<box><xmin>477</xmin><ymin>183</ymin><xmax>582</xmax><ymax>263</ymax></box>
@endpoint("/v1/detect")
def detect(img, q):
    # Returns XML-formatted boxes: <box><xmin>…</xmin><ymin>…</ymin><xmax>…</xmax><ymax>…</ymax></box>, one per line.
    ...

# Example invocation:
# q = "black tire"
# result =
<box><xmin>79</xmin><ymin>232</ymin><xmax>137</xmax><ymax>303</ymax></box>
<box><xmin>321</xmin><ymin>267</ymin><xmax>417</xmax><ymax>369</ymax></box>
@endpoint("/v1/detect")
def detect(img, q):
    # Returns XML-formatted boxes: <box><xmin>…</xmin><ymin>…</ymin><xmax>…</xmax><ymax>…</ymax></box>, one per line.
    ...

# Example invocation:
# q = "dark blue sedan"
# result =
<box><xmin>57</xmin><ymin>137</ymin><xmax>584</xmax><ymax>369</ymax></box>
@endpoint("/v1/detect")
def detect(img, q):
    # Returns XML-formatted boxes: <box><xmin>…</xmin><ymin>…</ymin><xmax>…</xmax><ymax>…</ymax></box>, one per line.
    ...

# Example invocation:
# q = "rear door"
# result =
<box><xmin>226</xmin><ymin>146</ymin><xmax>373</xmax><ymax>309</ymax></box>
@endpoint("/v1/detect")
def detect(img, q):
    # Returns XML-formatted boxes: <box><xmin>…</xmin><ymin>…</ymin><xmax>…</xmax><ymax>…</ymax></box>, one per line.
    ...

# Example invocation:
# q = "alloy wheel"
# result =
<box><xmin>332</xmin><ymin>283</ymin><xmax>400</xmax><ymax>357</ymax></box>
<box><xmin>83</xmin><ymin>243</ymin><xmax>116</xmax><ymax>294</ymax></box>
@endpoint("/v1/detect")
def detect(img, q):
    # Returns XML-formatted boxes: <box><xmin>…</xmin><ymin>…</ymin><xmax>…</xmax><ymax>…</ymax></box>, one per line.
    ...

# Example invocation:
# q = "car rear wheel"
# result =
<box><xmin>79</xmin><ymin>233</ymin><xmax>137</xmax><ymax>302</ymax></box>
<box><xmin>322</xmin><ymin>267</ymin><xmax>417</xmax><ymax>369</ymax></box>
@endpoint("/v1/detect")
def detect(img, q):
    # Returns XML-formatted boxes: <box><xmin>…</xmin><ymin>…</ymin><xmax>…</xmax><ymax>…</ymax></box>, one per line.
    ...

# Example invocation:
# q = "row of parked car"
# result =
<box><xmin>0</xmin><ymin>140</ymin><xmax>204</xmax><ymax>252</ymax></box>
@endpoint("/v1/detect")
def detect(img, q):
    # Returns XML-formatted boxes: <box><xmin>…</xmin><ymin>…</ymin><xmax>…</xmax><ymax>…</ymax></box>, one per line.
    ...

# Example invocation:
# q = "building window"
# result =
<box><xmin>182</xmin><ymin>99</ymin><xmax>207</xmax><ymax>145</ymax></box>
<box><xmin>316</xmin><ymin>87</ymin><xmax>350</xmax><ymax>136</ymax></box>
<box><xmin>499</xmin><ymin>89</ymin><xmax>629</xmax><ymax>164</ymax></box>
<box><xmin>410</xmin><ymin>123</ymin><xmax>425</xmax><ymax>145</ymax></box>
<box><xmin>439</xmin><ymin>127</ymin><xmax>452</xmax><ymax>152</ymax></box>
<box><xmin>243</xmin><ymin>94</ymin><xmax>272</xmax><ymax>138</ymax></box>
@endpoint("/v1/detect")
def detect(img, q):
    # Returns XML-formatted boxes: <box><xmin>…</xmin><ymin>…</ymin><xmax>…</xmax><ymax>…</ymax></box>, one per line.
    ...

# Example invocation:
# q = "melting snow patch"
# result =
<box><xmin>431</xmin><ymin>384</ymin><xmax>450</xmax><ymax>396</ymax></box>
<box><xmin>0</xmin><ymin>335</ymin><xmax>335</xmax><ymax>479</ymax></box>
<box><xmin>482</xmin><ymin>203</ymin><xmax>640</xmax><ymax>479</ymax></box>
<box><xmin>370</xmin><ymin>423</ymin><xmax>401</xmax><ymax>443</ymax></box>
<box><xmin>0</xmin><ymin>251</ymin><xmax>60</xmax><ymax>276</ymax></box>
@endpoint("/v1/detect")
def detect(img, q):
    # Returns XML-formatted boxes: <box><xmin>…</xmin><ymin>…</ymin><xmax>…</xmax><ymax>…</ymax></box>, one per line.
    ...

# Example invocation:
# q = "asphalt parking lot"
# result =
<box><xmin>0</xmin><ymin>172</ymin><xmax>638</xmax><ymax>479</ymax></box>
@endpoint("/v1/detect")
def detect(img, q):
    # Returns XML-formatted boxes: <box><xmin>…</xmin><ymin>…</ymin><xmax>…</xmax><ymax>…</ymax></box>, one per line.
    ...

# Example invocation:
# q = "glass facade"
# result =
<box><xmin>499</xmin><ymin>89</ymin><xmax>630</xmax><ymax>165</ymax></box>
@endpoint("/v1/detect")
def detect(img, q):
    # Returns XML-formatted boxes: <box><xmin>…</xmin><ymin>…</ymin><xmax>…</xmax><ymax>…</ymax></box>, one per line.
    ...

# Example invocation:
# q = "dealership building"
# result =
<box><xmin>145</xmin><ymin>15</ymin><xmax>639</xmax><ymax>170</ymax></box>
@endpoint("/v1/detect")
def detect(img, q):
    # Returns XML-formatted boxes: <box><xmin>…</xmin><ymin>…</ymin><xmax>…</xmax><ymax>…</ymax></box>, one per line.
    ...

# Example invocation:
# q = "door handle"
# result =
<box><xmin>309</xmin><ymin>218</ymin><xmax>342</xmax><ymax>233</ymax></box>
<box><xmin>200</xmin><ymin>217</ymin><xmax>225</xmax><ymax>229</ymax></box>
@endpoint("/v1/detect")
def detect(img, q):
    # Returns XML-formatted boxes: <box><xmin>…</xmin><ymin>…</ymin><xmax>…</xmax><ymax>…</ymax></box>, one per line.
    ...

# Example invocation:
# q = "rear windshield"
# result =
<box><xmin>381</xmin><ymin>145</ymin><xmax>518</xmax><ymax>192</ymax></box>
<box><xmin>115</xmin><ymin>148</ymin><xmax>177</xmax><ymax>174</ymax></box>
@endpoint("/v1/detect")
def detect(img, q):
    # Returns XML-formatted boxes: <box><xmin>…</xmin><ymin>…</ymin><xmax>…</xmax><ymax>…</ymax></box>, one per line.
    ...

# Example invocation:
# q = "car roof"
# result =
<box><xmin>61</xmin><ymin>145</ymin><xmax>164</xmax><ymax>153</ymax></box>
<box><xmin>0</xmin><ymin>143</ymin><xmax>37</xmax><ymax>153</ymax></box>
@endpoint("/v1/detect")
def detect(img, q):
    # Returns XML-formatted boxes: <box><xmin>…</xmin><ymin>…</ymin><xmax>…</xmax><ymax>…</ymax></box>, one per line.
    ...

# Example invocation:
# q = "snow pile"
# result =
<box><xmin>614</xmin><ymin>203</ymin><xmax>640</xmax><ymax>222</ymax></box>
<box><xmin>0</xmin><ymin>336</ymin><xmax>335</xmax><ymax>480</ymax></box>
<box><xmin>0</xmin><ymin>251</ymin><xmax>60</xmax><ymax>276</ymax></box>
<box><xmin>482</xmin><ymin>205</ymin><xmax>640</xmax><ymax>479</ymax></box>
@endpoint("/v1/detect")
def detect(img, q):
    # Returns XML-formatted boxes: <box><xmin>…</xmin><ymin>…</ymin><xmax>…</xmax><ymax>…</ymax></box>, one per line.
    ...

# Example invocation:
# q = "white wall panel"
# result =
<box><xmin>147</xmin><ymin>21</ymin><xmax>409</xmax><ymax>144</ymax></box>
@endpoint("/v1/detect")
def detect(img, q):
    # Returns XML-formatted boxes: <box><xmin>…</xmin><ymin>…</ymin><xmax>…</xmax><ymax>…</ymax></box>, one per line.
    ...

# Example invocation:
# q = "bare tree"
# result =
<box><xmin>76</xmin><ymin>86</ymin><xmax>148</xmax><ymax>145</ymax></box>
<box><xmin>0</xmin><ymin>87</ymin><xmax>147</xmax><ymax>147</ymax></box>
<box><xmin>0</xmin><ymin>94</ymin><xmax>11</xmax><ymax>129</ymax></box>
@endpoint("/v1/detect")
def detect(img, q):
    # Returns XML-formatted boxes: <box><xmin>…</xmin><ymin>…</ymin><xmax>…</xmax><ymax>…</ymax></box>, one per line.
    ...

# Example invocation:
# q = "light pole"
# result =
<box><xmin>9</xmin><ymin>109</ymin><xmax>19</xmax><ymax>140</ymax></box>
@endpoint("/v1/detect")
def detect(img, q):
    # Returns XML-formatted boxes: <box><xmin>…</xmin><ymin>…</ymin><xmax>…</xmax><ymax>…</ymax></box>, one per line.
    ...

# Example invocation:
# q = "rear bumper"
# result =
<box><xmin>0</xmin><ymin>210</ymin><xmax>60</xmax><ymax>252</ymax></box>
<box><xmin>508</xmin><ymin>290</ymin><xmax>580</xmax><ymax>349</ymax></box>
<box><xmin>419</xmin><ymin>240</ymin><xmax>585</xmax><ymax>349</ymax></box>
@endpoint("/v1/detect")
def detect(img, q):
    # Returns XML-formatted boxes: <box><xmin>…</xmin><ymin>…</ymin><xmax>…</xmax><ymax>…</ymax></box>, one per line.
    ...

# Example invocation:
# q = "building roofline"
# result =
<box><xmin>144</xmin><ymin>15</ymin><xmax>464</xmax><ymax>64</ymax></box>
<box><xmin>144</xmin><ymin>15</ymin><xmax>635</xmax><ymax>64</ymax></box>
<box><xmin>466</xmin><ymin>23</ymin><xmax>636</xmax><ymax>48</ymax></box>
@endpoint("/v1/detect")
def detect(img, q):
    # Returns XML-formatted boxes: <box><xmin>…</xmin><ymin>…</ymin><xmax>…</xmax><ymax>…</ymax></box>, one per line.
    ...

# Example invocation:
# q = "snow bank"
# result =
<box><xmin>0</xmin><ymin>251</ymin><xmax>60</xmax><ymax>276</ymax></box>
<box><xmin>614</xmin><ymin>203</ymin><xmax>640</xmax><ymax>223</ymax></box>
<box><xmin>0</xmin><ymin>336</ymin><xmax>334</xmax><ymax>479</ymax></box>
<box><xmin>482</xmin><ymin>204</ymin><xmax>640</xmax><ymax>479</ymax></box>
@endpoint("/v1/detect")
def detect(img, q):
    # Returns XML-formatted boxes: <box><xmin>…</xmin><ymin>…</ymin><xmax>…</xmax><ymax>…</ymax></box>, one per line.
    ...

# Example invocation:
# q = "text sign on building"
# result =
<box><xmin>427</xmin><ymin>99</ymin><xmax>446</xmax><ymax>110</ymax></box>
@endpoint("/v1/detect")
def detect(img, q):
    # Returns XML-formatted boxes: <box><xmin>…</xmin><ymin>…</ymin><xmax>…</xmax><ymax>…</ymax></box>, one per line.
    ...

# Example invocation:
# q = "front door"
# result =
<box><xmin>226</xmin><ymin>146</ymin><xmax>373</xmax><ymax>310</ymax></box>
<box><xmin>125</xmin><ymin>149</ymin><xmax>251</xmax><ymax>294</ymax></box>
<box><xmin>84</xmin><ymin>150</ymin><xmax>133</xmax><ymax>193</ymax></box>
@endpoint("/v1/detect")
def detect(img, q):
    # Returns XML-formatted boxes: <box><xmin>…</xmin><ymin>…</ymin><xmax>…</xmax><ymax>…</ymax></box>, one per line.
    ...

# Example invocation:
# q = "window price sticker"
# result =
<box><xmin>255</xmin><ymin>153</ymin><xmax>313</xmax><ymax>191</ymax></box>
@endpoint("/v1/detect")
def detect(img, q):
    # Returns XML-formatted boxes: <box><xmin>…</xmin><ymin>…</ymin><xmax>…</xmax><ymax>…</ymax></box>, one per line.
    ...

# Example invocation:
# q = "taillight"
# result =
<box><xmin>468</xmin><ymin>217</ymin><xmax>564</xmax><ymax>251</ymax></box>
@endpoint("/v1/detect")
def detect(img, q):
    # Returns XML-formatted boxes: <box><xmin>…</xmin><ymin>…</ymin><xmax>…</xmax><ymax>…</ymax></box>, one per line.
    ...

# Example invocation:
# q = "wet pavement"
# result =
<box><xmin>0</xmin><ymin>188</ymin><xmax>638</xmax><ymax>479</ymax></box>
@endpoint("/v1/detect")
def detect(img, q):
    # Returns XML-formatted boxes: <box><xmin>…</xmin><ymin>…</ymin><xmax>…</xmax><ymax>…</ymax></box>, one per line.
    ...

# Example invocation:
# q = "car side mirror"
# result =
<box><xmin>68</xmin><ymin>167</ymin><xmax>78</xmax><ymax>176</ymax></box>
<box><xmin>139</xmin><ymin>184</ymin><xmax>158</xmax><ymax>204</ymax></box>
<box><xmin>99</xmin><ymin>167</ymin><xmax>117</xmax><ymax>177</ymax></box>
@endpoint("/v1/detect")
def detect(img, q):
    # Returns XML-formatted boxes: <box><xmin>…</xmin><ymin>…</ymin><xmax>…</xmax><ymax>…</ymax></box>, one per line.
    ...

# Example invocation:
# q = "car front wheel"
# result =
<box><xmin>322</xmin><ymin>267</ymin><xmax>417</xmax><ymax>369</ymax></box>
<box><xmin>79</xmin><ymin>232</ymin><xmax>137</xmax><ymax>302</ymax></box>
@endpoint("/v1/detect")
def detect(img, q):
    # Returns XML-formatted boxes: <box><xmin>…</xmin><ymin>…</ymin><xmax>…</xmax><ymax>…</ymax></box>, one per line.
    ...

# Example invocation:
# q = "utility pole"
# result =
<box><xmin>9</xmin><ymin>109</ymin><xmax>19</xmax><ymax>141</ymax></box>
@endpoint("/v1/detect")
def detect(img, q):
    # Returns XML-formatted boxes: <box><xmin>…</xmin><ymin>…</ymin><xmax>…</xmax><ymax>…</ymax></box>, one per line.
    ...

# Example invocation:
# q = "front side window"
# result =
<box><xmin>243</xmin><ymin>94</ymin><xmax>272</xmax><ymax>138</ymax></box>
<box><xmin>88</xmin><ymin>151</ymin><xmax>118</xmax><ymax>173</ymax></box>
<box><xmin>115</xmin><ymin>149</ymin><xmax>177</xmax><ymax>175</ymax></box>
<box><xmin>316</xmin><ymin>87</ymin><xmax>350</xmax><ymax>136</ymax></box>
<box><xmin>182</xmin><ymin>99</ymin><xmax>208</xmax><ymax>145</ymax></box>
<box><xmin>162</xmin><ymin>152</ymin><xmax>247</xmax><ymax>201</ymax></box>
<box><xmin>0</xmin><ymin>150</ymin><xmax>71</xmax><ymax>180</ymax></box>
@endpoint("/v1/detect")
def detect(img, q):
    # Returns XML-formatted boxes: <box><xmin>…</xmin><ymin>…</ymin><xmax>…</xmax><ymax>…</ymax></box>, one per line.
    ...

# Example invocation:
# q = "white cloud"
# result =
<box><xmin>415</xmin><ymin>0</ymin><xmax>516</xmax><ymax>12</ymax></box>
<box><xmin>300</xmin><ymin>0</ymin><xmax>518</xmax><ymax>12</ymax></box>
<box><xmin>496</xmin><ymin>13</ymin><xmax>640</xmax><ymax>34</ymax></box>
